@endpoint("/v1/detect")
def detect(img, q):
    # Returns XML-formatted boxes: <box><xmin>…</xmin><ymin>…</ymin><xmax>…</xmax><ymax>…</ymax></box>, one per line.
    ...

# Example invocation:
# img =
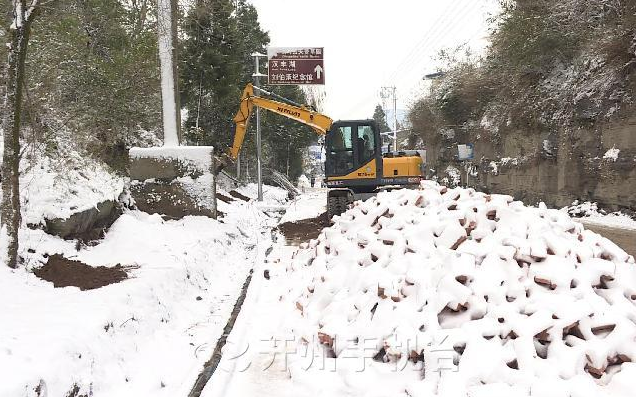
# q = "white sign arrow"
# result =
<box><xmin>314</xmin><ymin>64</ymin><xmax>323</xmax><ymax>79</ymax></box>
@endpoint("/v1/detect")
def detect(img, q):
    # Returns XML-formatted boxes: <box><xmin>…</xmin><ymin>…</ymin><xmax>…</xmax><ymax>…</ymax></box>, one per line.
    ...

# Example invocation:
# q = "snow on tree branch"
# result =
<box><xmin>10</xmin><ymin>0</ymin><xmax>41</xmax><ymax>30</ymax></box>
<box><xmin>25</xmin><ymin>0</ymin><xmax>40</xmax><ymax>21</ymax></box>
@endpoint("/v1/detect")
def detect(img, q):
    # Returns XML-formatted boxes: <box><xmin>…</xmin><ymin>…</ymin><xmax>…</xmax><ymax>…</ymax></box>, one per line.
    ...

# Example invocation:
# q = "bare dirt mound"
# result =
<box><xmin>277</xmin><ymin>212</ymin><xmax>329</xmax><ymax>243</ymax></box>
<box><xmin>34</xmin><ymin>254</ymin><xmax>133</xmax><ymax>290</ymax></box>
<box><xmin>217</xmin><ymin>193</ymin><xmax>235</xmax><ymax>204</ymax></box>
<box><xmin>229</xmin><ymin>190</ymin><xmax>251</xmax><ymax>202</ymax></box>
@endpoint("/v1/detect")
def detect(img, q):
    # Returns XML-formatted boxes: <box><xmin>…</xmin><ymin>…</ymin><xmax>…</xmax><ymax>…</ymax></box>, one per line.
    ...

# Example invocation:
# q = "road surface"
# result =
<box><xmin>578</xmin><ymin>221</ymin><xmax>636</xmax><ymax>258</ymax></box>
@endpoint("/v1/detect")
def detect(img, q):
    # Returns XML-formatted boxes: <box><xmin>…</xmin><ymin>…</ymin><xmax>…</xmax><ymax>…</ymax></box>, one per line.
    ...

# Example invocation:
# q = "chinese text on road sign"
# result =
<box><xmin>267</xmin><ymin>47</ymin><xmax>324</xmax><ymax>85</ymax></box>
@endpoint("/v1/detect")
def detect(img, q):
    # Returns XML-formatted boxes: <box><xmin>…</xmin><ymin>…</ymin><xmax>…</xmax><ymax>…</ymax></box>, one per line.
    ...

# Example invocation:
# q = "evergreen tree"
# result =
<box><xmin>235</xmin><ymin>0</ymin><xmax>268</xmax><ymax>83</ymax></box>
<box><xmin>373</xmin><ymin>104</ymin><xmax>391</xmax><ymax>133</ymax></box>
<box><xmin>180</xmin><ymin>0</ymin><xmax>242</xmax><ymax>148</ymax></box>
<box><xmin>259</xmin><ymin>85</ymin><xmax>318</xmax><ymax>181</ymax></box>
<box><xmin>180</xmin><ymin>0</ymin><xmax>316</xmax><ymax>181</ymax></box>
<box><xmin>24</xmin><ymin>0</ymin><xmax>162</xmax><ymax>169</ymax></box>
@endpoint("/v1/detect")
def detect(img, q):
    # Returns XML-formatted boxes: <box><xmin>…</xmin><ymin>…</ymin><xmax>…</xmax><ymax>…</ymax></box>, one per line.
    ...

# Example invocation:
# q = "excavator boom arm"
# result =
<box><xmin>229</xmin><ymin>84</ymin><xmax>333</xmax><ymax>160</ymax></box>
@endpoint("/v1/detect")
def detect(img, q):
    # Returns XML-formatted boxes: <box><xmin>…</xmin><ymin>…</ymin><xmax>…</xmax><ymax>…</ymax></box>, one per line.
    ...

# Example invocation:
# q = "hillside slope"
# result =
<box><xmin>407</xmin><ymin>0</ymin><xmax>636</xmax><ymax>212</ymax></box>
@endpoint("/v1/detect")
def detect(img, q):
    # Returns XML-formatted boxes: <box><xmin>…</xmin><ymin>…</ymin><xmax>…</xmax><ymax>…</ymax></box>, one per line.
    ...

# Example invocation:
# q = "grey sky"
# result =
<box><xmin>248</xmin><ymin>0</ymin><xmax>500</xmax><ymax>121</ymax></box>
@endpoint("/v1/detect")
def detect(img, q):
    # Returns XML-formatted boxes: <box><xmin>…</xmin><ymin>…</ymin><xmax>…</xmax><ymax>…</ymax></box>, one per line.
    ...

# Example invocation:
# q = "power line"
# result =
<box><xmin>346</xmin><ymin>1</ymin><xmax>490</xmax><ymax>118</ymax></box>
<box><xmin>388</xmin><ymin>0</ymin><xmax>484</xmax><ymax>86</ymax></box>
<box><xmin>384</xmin><ymin>1</ymin><xmax>463</xmax><ymax>84</ymax></box>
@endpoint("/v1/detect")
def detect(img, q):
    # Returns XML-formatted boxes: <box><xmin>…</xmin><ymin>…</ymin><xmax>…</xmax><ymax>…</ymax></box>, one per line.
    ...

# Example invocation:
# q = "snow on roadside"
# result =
<box><xmin>234</xmin><ymin>183</ymin><xmax>290</xmax><ymax>204</ymax></box>
<box><xmin>206</xmin><ymin>182</ymin><xmax>636</xmax><ymax>397</ymax></box>
<box><xmin>564</xmin><ymin>201</ymin><xmax>636</xmax><ymax>231</ymax></box>
<box><xmin>279</xmin><ymin>189</ymin><xmax>327</xmax><ymax>224</ymax></box>
<box><xmin>0</xmin><ymin>190</ymin><xmax>282</xmax><ymax>397</ymax></box>
<box><xmin>2</xmin><ymin>153</ymin><xmax>125</xmax><ymax>226</ymax></box>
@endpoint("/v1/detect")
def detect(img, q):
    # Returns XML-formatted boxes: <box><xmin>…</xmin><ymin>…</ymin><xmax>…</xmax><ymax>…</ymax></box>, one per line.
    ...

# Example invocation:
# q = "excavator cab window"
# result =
<box><xmin>357</xmin><ymin>125</ymin><xmax>375</xmax><ymax>165</ymax></box>
<box><xmin>326</xmin><ymin>121</ymin><xmax>381</xmax><ymax>178</ymax></box>
<box><xmin>327</xmin><ymin>126</ymin><xmax>354</xmax><ymax>175</ymax></box>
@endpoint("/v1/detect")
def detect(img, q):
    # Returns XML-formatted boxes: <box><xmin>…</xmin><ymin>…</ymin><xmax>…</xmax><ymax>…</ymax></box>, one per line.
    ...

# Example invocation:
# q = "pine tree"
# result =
<box><xmin>180</xmin><ymin>0</ymin><xmax>317</xmax><ymax>181</ymax></box>
<box><xmin>24</xmin><ymin>0</ymin><xmax>162</xmax><ymax>169</ymax></box>
<box><xmin>259</xmin><ymin>85</ymin><xmax>318</xmax><ymax>181</ymax></box>
<box><xmin>180</xmin><ymin>0</ymin><xmax>242</xmax><ymax>147</ymax></box>
<box><xmin>373</xmin><ymin>104</ymin><xmax>391</xmax><ymax>133</ymax></box>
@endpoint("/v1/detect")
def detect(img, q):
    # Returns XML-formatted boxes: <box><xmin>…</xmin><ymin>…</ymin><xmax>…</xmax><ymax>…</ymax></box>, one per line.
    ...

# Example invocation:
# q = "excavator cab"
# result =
<box><xmin>324</xmin><ymin>120</ymin><xmax>385</xmax><ymax>217</ymax></box>
<box><xmin>325</xmin><ymin>120</ymin><xmax>382</xmax><ymax>183</ymax></box>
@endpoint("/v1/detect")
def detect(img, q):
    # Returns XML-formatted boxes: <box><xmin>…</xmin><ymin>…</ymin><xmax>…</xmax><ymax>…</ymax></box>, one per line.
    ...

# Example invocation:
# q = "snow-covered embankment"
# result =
<box><xmin>0</xmin><ymin>169</ymin><xmax>288</xmax><ymax>396</ymax></box>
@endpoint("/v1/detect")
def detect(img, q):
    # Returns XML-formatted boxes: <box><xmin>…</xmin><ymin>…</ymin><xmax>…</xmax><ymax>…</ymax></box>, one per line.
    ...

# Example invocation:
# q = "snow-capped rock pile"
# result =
<box><xmin>288</xmin><ymin>181</ymin><xmax>636</xmax><ymax>396</ymax></box>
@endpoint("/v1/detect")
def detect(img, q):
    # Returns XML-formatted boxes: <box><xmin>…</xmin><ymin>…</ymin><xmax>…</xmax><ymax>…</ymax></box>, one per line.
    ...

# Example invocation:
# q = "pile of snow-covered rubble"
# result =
<box><xmin>284</xmin><ymin>181</ymin><xmax>636</xmax><ymax>396</ymax></box>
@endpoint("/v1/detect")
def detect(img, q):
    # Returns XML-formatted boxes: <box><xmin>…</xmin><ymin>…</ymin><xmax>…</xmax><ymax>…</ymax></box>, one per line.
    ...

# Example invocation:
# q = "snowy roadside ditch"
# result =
<box><xmin>203</xmin><ymin>182</ymin><xmax>636</xmax><ymax>397</ymax></box>
<box><xmin>0</xmin><ymin>175</ymin><xmax>288</xmax><ymax>396</ymax></box>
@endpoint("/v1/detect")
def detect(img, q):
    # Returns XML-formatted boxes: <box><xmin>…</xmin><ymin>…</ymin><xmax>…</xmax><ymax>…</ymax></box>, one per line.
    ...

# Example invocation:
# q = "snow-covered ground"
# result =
<box><xmin>201</xmin><ymin>190</ymin><xmax>322</xmax><ymax>397</ymax></box>
<box><xmin>4</xmin><ymin>155</ymin><xmax>636</xmax><ymax>397</ymax></box>
<box><xmin>564</xmin><ymin>201</ymin><xmax>636</xmax><ymax>231</ymax></box>
<box><xmin>279</xmin><ymin>189</ymin><xmax>327</xmax><ymax>224</ymax></box>
<box><xmin>205</xmin><ymin>182</ymin><xmax>636</xmax><ymax>397</ymax></box>
<box><xmin>12</xmin><ymin>153</ymin><xmax>125</xmax><ymax>226</ymax></box>
<box><xmin>0</xmin><ymin>155</ymin><xmax>290</xmax><ymax>396</ymax></box>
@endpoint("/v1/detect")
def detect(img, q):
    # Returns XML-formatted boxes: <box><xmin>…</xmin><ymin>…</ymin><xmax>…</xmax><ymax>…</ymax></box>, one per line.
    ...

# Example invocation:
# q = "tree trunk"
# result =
<box><xmin>1</xmin><ymin>1</ymin><xmax>37</xmax><ymax>268</ymax></box>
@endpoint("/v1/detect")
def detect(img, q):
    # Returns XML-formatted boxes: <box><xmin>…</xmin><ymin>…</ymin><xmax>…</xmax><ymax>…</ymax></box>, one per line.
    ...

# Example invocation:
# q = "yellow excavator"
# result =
<box><xmin>223</xmin><ymin>83</ymin><xmax>426</xmax><ymax>217</ymax></box>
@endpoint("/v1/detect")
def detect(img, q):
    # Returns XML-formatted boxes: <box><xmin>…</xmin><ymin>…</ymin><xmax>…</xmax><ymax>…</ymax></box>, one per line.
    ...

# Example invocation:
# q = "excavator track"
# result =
<box><xmin>327</xmin><ymin>189</ymin><xmax>353</xmax><ymax>219</ymax></box>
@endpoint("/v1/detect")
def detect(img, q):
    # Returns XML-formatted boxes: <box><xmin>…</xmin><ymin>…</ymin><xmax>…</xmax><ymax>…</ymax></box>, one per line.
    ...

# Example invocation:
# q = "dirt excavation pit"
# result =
<box><xmin>228</xmin><ymin>190</ymin><xmax>251</xmax><ymax>202</ymax></box>
<box><xmin>277</xmin><ymin>212</ymin><xmax>329</xmax><ymax>244</ymax></box>
<box><xmin>34</xmin><ymin>254</ymin><xmax>134</xmax><ymax>290</ymax></box>
<box><xmin>216</xmin><ymin>193</ymin><xmax>235</xmax><ymax>204</ymax></box>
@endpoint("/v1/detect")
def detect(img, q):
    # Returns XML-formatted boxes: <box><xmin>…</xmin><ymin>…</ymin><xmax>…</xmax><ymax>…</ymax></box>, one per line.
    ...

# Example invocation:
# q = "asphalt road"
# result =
<box><xmin>578</xmin><ymin>221</ymin><xmax>636</xmax><ymax>258</ymax></box>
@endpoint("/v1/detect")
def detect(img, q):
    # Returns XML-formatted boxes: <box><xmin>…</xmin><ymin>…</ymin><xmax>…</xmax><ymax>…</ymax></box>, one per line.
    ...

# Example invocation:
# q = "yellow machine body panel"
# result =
<box><xmin>382</xmin><ymin>156</ymin><xmax>423</xmax><ymax>178</ymax></box>
<box><xmin>326</xmin><ymin>159</ymin><xmax>378</xmax><ymax>181</ymax></box>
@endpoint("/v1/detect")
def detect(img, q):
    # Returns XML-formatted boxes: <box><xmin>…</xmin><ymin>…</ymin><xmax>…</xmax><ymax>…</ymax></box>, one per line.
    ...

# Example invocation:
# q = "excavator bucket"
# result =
<box><xmin>212</xmin><ymin>151</ymin><xmax>234</xmax><ymax>175</ymax></box>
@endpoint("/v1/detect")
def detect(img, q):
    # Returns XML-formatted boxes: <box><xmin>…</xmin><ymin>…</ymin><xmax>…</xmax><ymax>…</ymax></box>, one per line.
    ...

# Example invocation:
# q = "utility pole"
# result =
<box><xmin>157</xmin><ymin>0</ymin><xmax>181</xmax><ymax>146</ymax></box>
<box><xmin>252</xmin><ymin>53</ymin><xmax>267</xmax><ymax>201</ymax></box>
<box><xmin>381</xmin><ymin>86</ymin><xmax>398</xmax><ymax>152</ymax></box>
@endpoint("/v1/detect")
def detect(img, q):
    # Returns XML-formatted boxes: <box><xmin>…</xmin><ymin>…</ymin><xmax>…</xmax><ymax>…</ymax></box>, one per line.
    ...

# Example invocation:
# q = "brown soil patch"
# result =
<box><xmin>277</xmin><ymin>212</ymin><xmax>329</xmax><ymax>244</ymax></box>
<box><xmin>229</xmin><ymin>190</ymin><xmax>252</xmax><ymax>202</ymax></box>
<box><xmin>34</xmin><ymin>254</ymin><xmax>134</xmax><ymax>290</ymax></box>
<box><xmin>217</xmin><ymin>193</ymin><xmax>235</xmax><ymax>203</ymax></box>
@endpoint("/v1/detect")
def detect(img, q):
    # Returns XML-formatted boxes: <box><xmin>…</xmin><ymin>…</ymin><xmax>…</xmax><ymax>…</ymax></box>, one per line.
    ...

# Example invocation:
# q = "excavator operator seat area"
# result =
<box><xmin>325</xmin><ymin>120</ymin><xmax>381</xmax><ymax>179</ymax></box>
<box><xmin>326</xmin><ymin>125</ymin><xmax>354</xmax><ymax>176</ymax></box>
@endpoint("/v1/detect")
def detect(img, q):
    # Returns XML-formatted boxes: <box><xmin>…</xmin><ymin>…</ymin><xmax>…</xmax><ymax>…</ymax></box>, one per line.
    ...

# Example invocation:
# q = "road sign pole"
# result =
<box><xmin>466</xmin><ymin>161</ymin><xmax>470</xmax><ymax>188</ymax></box>
<box><xmin>253</xmin><ymin>53</ymin><xmax>266</xmax><ymax>201</ymax></box>
<box><xmin>236</xmin><ymin>152</ymin><xmax>241</xmax><ymax>181</ymax></box>
<box><xmin>256</xmin><ymin>93</ymin><xmax>262</xmax><ymax>201</ymax></box>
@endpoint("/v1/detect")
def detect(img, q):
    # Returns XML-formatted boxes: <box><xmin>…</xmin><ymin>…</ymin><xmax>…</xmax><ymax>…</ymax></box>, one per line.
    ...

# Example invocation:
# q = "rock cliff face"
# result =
<box><xmin>426</xmin><ymin>104</ymin><xmax>636</xmax><ymax>212</ymax></box>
